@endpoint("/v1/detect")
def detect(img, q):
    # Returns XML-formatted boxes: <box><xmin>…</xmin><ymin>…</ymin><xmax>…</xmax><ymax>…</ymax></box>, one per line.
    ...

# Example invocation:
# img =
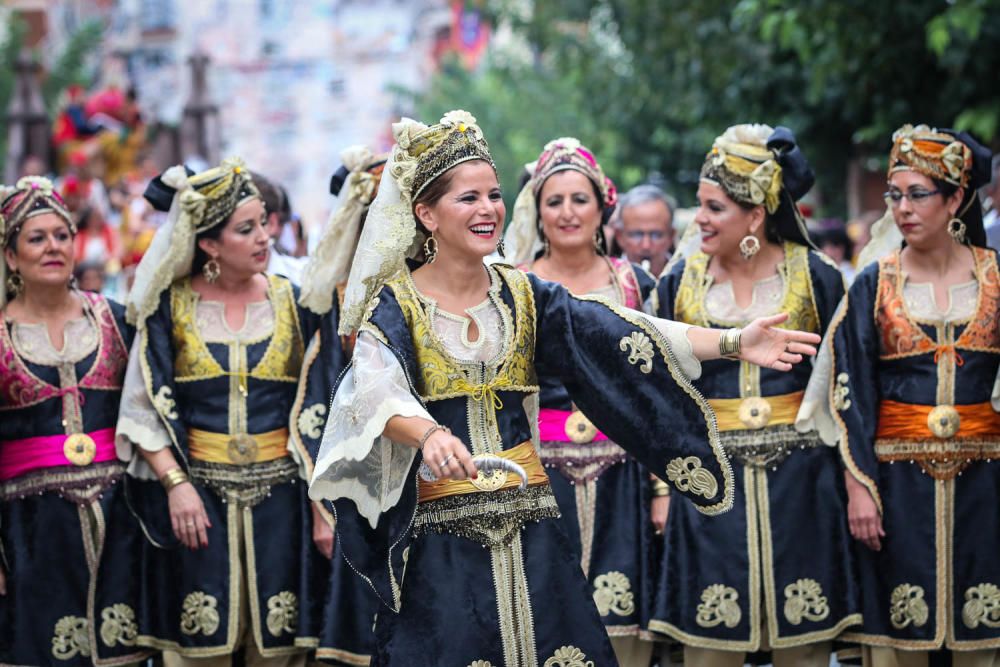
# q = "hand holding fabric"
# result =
<box><xmin>738</xmin><ymin>312</ymin><xmax>820</xmax><ymax>371</ymax></box>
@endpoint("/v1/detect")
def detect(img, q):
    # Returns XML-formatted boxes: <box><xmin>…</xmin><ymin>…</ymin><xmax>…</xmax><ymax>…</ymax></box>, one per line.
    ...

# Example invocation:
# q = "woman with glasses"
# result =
<box><xmin>650</xmin><ymin>124</ymin><xmax>858</xmax><ymax>667</ymax></box>
<box><xmin>503</xmin><ymin>138</ymin><xmax>659</xmax><ymax>666</ymax></box>
<box><xmin>831</xmin><ymin>124</ymin><xmax>999</xmax><ymax>667</ymax></box>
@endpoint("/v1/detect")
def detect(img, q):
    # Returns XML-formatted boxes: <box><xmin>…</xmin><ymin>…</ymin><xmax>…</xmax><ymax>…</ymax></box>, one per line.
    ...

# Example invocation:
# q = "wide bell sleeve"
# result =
<box><xmin>308</xmin><ymin>331</ymin><xmax>432</xmax><ymax>527</ymax></box>
<box><xmin>529</xmin><ymin>273</ymin><xmax>733</xmax><ymax>515</ymax></box>
<box><xmin>827</xmin><ymin>264</ymin><xmax>883</xmax><ymax>509</ymax></box>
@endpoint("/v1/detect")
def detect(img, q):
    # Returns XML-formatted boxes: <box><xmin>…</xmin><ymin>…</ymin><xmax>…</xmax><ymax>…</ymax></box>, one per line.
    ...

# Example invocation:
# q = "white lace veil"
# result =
<box><xmin>503</xmin><ymin>180</ymin><xmax>544</xmax><ymax>267</ymax></box>
<box><xmin>299</xmin><ymin>145</ymin><xmax>382</xmax><ymax>315</ymax></box>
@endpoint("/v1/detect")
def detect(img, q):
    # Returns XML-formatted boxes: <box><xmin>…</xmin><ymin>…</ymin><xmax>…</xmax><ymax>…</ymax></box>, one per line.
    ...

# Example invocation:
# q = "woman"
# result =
<box><xmin>116</xmin><ymin>159</ymin><xmax>347</xmax><ymax>666</ymax></box>
<box><xmin>831</xmin><ymin>124</ymin><xmax>998</xmax><ymax>667</ymax></box>
<box><xmin>504</xmin><ymin>137</ymin><xmax>658</xmax><ymax>667</ymax></box>
<box><xmin>308</xmin><ymin>110</ymin><xmax>821</xmax><ymax>666</ymax></box>
<box><xmin>0</xmin><ymin>177</ymin><xmax>146</xmax><ymax>666</ymax></box>
<box><xmin>651</xmin><ymin>124</ymin><xmax>858</xmax><ymax>667</ymax></box>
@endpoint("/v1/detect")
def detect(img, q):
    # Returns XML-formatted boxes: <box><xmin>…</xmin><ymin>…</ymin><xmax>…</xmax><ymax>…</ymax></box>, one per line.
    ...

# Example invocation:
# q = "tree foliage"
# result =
<box><xmin>412</xmin><ymin>0</ymin><xmax>1000</xmax><ymax>215</ymax></box>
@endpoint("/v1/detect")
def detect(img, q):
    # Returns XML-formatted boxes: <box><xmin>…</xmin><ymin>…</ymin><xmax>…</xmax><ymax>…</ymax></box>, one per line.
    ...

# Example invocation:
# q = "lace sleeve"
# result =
<box><xmin>308</xmin><ymin>331</ymin><xmax>432</xmax><ymax>528</ymax></box>
<box><xmin>115</xmin><ymin>334</ymin><xmax>172</xmax><ymax>479</ymax></box>
<box><xmin>634</xmin><ymin>312</ymin><xmax>702</xmax><ymax>380</ymax></box>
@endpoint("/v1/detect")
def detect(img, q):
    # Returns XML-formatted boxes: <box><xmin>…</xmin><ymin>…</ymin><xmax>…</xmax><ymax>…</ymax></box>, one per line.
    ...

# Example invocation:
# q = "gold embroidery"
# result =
<box><xmin>171</xmin><ymin>279</ymin><xmax>226</xmax><ymax>379</ymax></box>
<box><xmin>962</xmin><ymin>583</ymin><xmax>1000</xmax><ymax>629</ymax></box>
<box><xmin>297</xmin><ymin>403</ymin><xmax>327</xmax><ymax>439</ymax></box>
<box><xmin>833</xmin><ymin>373</ymin><xmax>852</xmax><ymax>411</ymax></box>
<box><xmin>593</xmin><ymin>571</ymin><xmax>636</xmax><ymax>617</ymax></box>
<box><xmin>99</xmin><ymin>603</ymin><xmax>138</xmax><ymax>647</ymax></box>
<box><xmin>543</xmin><ymin>646</ymin><xmax>595</xmax><ymax>667</ymax></box>
<box><xmin>180</xmin><ymin>591</ymin><xmax>221</xmax><ymax>636</ymax></box>
<box><xmin>783</xmin><ymin>578</ymin><xmax>831</xmax><ymax>625</ymax></box>
<box><xmin>265</xmin><ymin>591</ymin><xmax>299</xmax><ymax>636</ymax></box>
<box><xmin>153</xmin><ymin>385</ymin><xmax>179</xmax><ymax>420</ymax></box>
<box><xmin>665</xmin><ymin>456</ymin><xmax>719</xmax><ymax>499</ymax></box>
<box><xmin>52</xmin><ymin>615</ymin><xmax>90</xmax><ymax>660</ymax></box>
<box><xmin>252</xmin><ymin>275</ymin><xmax>305</xmax><ymax>381</ymax></box>
<box><xmin>619</xmin><ymin>331</ymin><xmax>654</xmax><ymax>374</ymax></box>
<box><xmin>468</xmin><ymin>662</ymin><xmax>495</xmax><ymax>667</ymax></box>
<box><xmin>696</xmin><ymin>584</ymin><xmax>742</xmax><ymax>628</ymax></box>
<box><xmin>890</xmin><ymin>584</ymin><xmax>929</xmax><ymax>629</ymax></box>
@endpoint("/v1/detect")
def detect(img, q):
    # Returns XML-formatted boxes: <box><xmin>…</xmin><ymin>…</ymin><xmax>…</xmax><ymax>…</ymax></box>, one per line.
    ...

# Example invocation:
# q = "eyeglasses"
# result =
<box><xmin>884</xmin><ymin>189</ymin><xmax>941</xmax><ymax>207</ymax></box>
<box><xmin>624</xmin><ymin>230</ymin><xmax>668</xmax><ymax>242</ymax></box>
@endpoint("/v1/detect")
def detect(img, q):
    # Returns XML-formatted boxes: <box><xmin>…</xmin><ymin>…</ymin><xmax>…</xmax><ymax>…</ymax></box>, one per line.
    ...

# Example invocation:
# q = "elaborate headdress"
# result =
<box><xmin>504</xmin><ymin>137</ymin><xmax>617</xmax><ymax>266</ymax></box>
<box><xmin>1</xmin><ymin>176</ymin><xmax>75</xmax><ymax>308</ymax></box>
<box><xmin>126</xmin><ymin>157</ymin><xmax>261</xmax><ymax>327</ymax></box>
<box><xmin>885</xmin><ymin>123</ymin><xmax>992</xmax><ymax>247</ymax></box>
<box><xmin>299</xmin><ymin>145</ymin><xmax>387</xmax><ymax>315</ymax></box>
<box><xmin>338</xmin><ymin>110</ymin><xmax>496</xmax><ymax>335</ymax></box>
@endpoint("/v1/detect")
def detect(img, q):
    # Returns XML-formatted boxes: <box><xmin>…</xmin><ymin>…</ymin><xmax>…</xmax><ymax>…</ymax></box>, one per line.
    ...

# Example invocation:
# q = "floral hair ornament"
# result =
<box><xmin>504</xmin><ymin>137</ymin><xmax>618</xmax><ymax>266</ymax></box>
<box><xmin>337</xmin><ymin>110</ymin><xmax>498</xmax><ymax>335</ymax></box>
<box><xmin>0</xmin><ymin>176</ymin><xmax>75</xmax><ymax>249</ymax></box>
<box><xmin>888</xmin><ymin>124</ymin><xmax>974</xmax><ymax>188</ymax></box>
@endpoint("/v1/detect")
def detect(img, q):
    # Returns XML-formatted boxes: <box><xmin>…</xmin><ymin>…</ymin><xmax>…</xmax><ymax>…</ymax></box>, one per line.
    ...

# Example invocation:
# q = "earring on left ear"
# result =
<box><xmin>496</xmin><ymin>237</ymin><xmax>506</xmax><ymax>258</ymax></box>
<box><xmin>948</xmin><ymin>217</ymin><xmax>967</xmax><ymax>244</ymax></box>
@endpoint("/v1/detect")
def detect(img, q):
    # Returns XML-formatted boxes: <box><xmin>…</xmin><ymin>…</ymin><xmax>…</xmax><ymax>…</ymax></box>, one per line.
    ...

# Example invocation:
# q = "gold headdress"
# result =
<box><xmin>700</xmin><ymin>124</ymin><xmax>783</xmax><ymax>214</ymax></box>
<box><xmin>127</xmin><ymin>157</ymin><xmax>262</xmax><ymax>327</ymax></box>
<box><xmin>338</xmin><ymin>110</ymin><xmax>497</xmax><ymax>335</ymax></box>
<box><xmin>888</xmin><ymin>124</ymin><xmax>974</xmax><ymax>188</ymax></box>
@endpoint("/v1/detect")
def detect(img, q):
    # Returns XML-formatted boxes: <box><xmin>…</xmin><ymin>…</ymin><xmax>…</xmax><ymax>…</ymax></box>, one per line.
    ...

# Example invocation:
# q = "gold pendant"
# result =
<box><xmin>469</xmin><ymin>456</ymin><xmax>508</xmax><ymax>492</ymax></box>
<box><xmin>738</xmin><ymin>397</ymin><xmax>772</xmax><ymax>430</ymax></box>
<box><xmin>64</xmin><ymin>433</ymin><xmax>97</xmax><ymax>466</ymax></box>
<box><xmin>927</xmin><ymin>405</ymin><xmax>960</xmax><ymax>439</ymax></box>
<box><xmin>565</xmin><ymin>410</ymin><xmax>598</xmax><ymax>444</ymax></box>
<box><xmin>227</xmin><ymin>434</ymin><xmax>259</xmax><ymax>464</ymax></box>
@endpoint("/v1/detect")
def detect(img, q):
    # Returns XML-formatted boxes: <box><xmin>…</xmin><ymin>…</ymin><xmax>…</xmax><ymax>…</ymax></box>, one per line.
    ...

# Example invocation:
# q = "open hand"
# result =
<box><xmin>845</xmin><ymin>473</ymin><xmax>884</xmax><ymax>551</ymax></box>
<box><xmin>739</xmin><ymin>313</ymin><xmax>821</xmax><ymax>371</ymax></box>
<box><xmin>422</xmin><ymin>430</ymin><xmax>478</xmax><ymax>481</ymax></box>
<box><xmin>169</xmin><ymin>482</ymin><xmax>211</xmax><ymax>550</ymax></box>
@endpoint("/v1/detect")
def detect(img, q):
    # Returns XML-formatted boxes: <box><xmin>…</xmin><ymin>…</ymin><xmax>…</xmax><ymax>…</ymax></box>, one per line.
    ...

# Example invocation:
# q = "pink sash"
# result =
<box><xmin>538</xmin><ymin>408</ymin><xmax>608</xmax><ymax>443</ymax></box>
<box><xmin>0</xmin><ymin>427</ymin><xmax>117</xmax><ymax>481</ymax></box>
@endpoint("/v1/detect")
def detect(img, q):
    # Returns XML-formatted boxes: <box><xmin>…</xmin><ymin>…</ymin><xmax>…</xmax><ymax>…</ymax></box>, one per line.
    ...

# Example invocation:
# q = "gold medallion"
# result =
<box><xmin>63</xmin><ymin>433</ymin><xmax>97</xmax><ymax>466</ymax></box>
<box><xmin>738</xmin><ymin>397</ymin><xmax>772</xmax><ymax>430</ymax></box>
<box><xmin>469</xmin><ymin>457</ymin><xmax>508</xmax><ymax>492</ymax></box>
<box><xmin>927</xmin><ymin>405</ymin><xmax>960</xmax><ymax>439</ymax></box>
<box><xmin>227</xmin><ymin>434</ymin><xmax>259</xmax><ymax>464</ymax></box>
<box><xmin>565</xmin><ymin>410</ymin><xmax>598</xmax><ymax>444</ymax></box>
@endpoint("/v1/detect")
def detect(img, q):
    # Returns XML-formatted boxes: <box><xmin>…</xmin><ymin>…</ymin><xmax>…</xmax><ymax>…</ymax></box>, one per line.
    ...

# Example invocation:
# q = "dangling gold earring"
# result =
<box><xmin>203</xmin><ymin>258</ymin><xmax>221</xmax><ymax>283</ymax></box>
<box><xmin>739</xmin><ymin>235</ymin><xmax>761</xmax><ymax>260</ymax></box>
<box><xmin>948</xmin><ymin>217</ymin><xmax>967</xmax><ymax>244</ymax></box>
<box><xmin>542</xmin><ymin>236</ymin><xmax>551</xmax><ymax>257</ymax></box>
<box><xmin>593</xmin><ymin>230</ymin><xmax>605</xmax><ymax>255</ymax></box>
<box><xmin>423</xmin><ymin>234</ymin><xmax>438</xmax><ymax>264</ymax></box>
<box><xmin>496</xmin><ymin>237</ymin><xmax>506</xmax><ymax>258</ymax></box>
<box><xmin>6</xmin><ymin>269</ymin><xmax>24</xmax><ymax>296</ymax></box>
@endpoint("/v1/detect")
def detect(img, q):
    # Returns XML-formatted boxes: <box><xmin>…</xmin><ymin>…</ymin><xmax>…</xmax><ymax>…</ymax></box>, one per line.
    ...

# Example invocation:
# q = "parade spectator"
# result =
<box><xmin>817</xmin><ymin>218</ymin><xmax>857</xmax><ymax>283</ymax></box>
<box><xmin>614</xmin><ymin>184</ymin><xmax>676</xmax><ymax>277</ymax></box>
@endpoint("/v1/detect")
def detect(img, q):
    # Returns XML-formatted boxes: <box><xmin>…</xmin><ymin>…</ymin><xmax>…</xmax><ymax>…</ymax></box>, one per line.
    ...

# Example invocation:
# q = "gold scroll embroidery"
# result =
<box><xmin>180</xmin><ymin>591</ymin><xmax>221</xmax><ymax>636</ymax></box>
<box><xmin>252</xmin><ymin>275</ymin><xmax>305</xmax><ymax>381</ymax></box>
<box><xmin>593</xmin><ymin>571</ymin><xmax>636</xmax><ymax>617</ymax></box>
<box><xmin>52</xmin><ymin>616</ymin><xmax>90</xmax><ymax>660</ymax></box>
<box><xmin>962</xmin><ymin>583</ymin><xmax>1000</xmax><ymax>629</ymax></box>
<box><xmin>543</xmin><ymin>646</ymin><xmax>596</xmax><ymax>667</ymax></box>
<box><xmin>889</xmin><ymin>584</ymin><xmax>929</xmax><ymax>629</ymax></box>
<box><xmin>619</xmin><ymin>331</ymin><xmax>654</xmax><ymax>373</ymax></box>
<box><xmin>265</xmin><ymin>591</ymin><xmax>299</xmax><ymax>636</ymax></box>
<box><xmin>99</xmin><ymin>603</ymin><xmax>138</xmax><ymax>647</ymax></box>
<box><xmin>833</xmin><ymin>373</ymin><xmax>852</xmax><ymax>412</ymax></box>
<box><xmin>696</xmin><ymin>584</ymin><xmax>742</xmax><ymax>628</ymax></box>
<box><xmin>297</xmin><ymin>403</ymin><xmax>327</xmax><ymax>439</ymax></box>
<box><xmin>665</xmin><ymin>456</ymin><xmax>719</xmax><ymax>499</ymax></box>
<box><xmin>783</xmin><ymin>578</ymin><xmax>831</xmax><ymax>625</ymax></box>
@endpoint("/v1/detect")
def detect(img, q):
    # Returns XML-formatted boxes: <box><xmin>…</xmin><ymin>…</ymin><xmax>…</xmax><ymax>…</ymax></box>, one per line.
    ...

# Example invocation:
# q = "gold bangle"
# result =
<box><xmin>160</xmin><ymin>467</ymin><xmax>189</xmax><ymax>493</ymax></box>
<box><xmin>651</xmin><ymin>478</ymin><xmax>671</xmax><ymax>497</ymax></box>
<box><xmin>719</xmin><ymin>327</ymin><xmax>742</xmax><ymax>358</ymax></box>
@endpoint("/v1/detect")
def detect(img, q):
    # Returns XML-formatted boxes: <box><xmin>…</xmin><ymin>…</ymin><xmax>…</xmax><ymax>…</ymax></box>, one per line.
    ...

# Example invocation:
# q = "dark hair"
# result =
<box><xmin>534</xmin><ymin>172</ymin><xmax>612</xmax><ymax>257</ymax></box>
<box><xmin>931</xmin><ymin>177</ymin><xmax>986</xmax><ymax>247</ymax></box>
<box><xmin>733</xmin><ymin>199</ymin><xmax>783</xmax><ymax>245</ymax></box>
<box><xmin>250</xmin><ymin>172</ymin><xmax>283</xmax><ymax>220</ymax></box>
<box><xmin>192</xmin><ymin>222</ymin><xmax>226</xmax><ymax>276</ymax></box>
<box><xmin>411</xmin><ymin>165</ymin><xmax>459</xmax><ymax>244</ymax></box>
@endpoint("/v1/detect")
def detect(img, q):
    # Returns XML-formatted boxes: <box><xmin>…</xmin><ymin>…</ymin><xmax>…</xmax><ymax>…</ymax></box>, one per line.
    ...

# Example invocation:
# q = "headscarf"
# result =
<box><xmin>126</xmin><ymin>157</ymin><xmax>261</xmax><ymax>327</ymax></box>
<box><xmin>299</xmin><ymin>146</ymin><xmax>387</xmax><ymax>315</ymax></box>
<box><xmin>1</xmin><ymin>176</ymin><xmax>75</xmax><ymax>308</ymax></box>
<box><xmin>338</xmin><ymin>110</ymin><xmax>496</xmax><ymax>335</ymax></box>
<box><xmin>504</xmin><ymin>137</ymin><xmax>617</xmax><ymax>266</ymax></box>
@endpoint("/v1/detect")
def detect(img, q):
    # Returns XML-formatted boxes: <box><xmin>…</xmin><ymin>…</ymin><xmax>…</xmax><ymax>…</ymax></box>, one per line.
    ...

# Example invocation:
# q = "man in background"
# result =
<box><xmin>253</xmin><ymin>172</ymin><xmax>309</xmax><ymax>284</ymax></box>
<box><xmin>614</xmin><ymin>184</ymin><xmax>676</xmax><ymax>277</ymax></box>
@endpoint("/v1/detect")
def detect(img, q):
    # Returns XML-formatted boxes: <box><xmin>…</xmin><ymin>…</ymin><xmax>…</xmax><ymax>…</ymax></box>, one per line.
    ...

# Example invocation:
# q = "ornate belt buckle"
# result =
<box><xmin>469</xmin><ymin>455</ymin><xmax>508</xmax><ymax>492</ymax></box>
<box><xmin>227</xmin><ymin>434</ymin><xmax>259</xmax><ymax>464</ymax></box>
<box><xmin>64</xmin><ymin>433</ymin><xmax>97</xmax><ymax>466</ymax></box>
<box><xmin>738</xmin><ymin>397</ymin><xmax>772</xmax><ymax>430</ymax></box>
<box><xmin>565</xmin><ymin>410</ymin><xmax>597</xmax><ymax>444</ymax></box>
<box><xmin>928</xmin><ymin>405</ymin><xmax>960</xmax><ymax>439</ymax></box>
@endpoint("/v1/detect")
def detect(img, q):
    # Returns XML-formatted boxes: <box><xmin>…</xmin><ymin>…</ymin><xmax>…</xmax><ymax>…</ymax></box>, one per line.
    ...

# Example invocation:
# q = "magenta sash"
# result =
<box><xmin>538</xmin><ymin>408</ymin><xmax>608</xmax><ymax>443</ymax></box>
<box><xmin>0</xmin><ymin>427</ymin><xmax>117</xmax><ymax>481</ymax></box>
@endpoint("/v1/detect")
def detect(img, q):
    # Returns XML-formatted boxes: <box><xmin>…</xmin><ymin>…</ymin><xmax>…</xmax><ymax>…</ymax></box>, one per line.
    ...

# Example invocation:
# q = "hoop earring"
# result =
<box><xmin>203</xmin><ymin>258</ymin><xmax>221</xmax><ymax>283</ymax></box>
<box><xmin>593</xmin><ymin>230</ymin><xmax>605</xmax><ymax>255</ymax></box>
<box><xmin>496</xmin><ymin>237</ymin><xmax>506</xmax><ymax>258</ymax></box>
<box><xmin>739</xmin><ymin>235</ymin><xmax>761</xmax><ymax>260</ymax></box>
<box><xmin>948</xmin><ymin>217</ymin><xmax>967</xmax><ymax>244</ymax></box>
<box><xmin>6</xmin><ymin>270</ymin><xmax>24</xmax><ymax>296</ymax></box>
<box><xmin>423</xmin><ymin>234</ymin><xmax>438</xmax><ymax>264</ymax></box>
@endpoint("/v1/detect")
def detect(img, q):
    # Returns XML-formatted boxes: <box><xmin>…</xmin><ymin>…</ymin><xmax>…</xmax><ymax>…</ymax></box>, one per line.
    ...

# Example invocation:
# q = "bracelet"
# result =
<box><xmin>160</xmin><ymin>467</ymin><xmax>189</xmax><ymax>493</ymax></box>
<box><xmin>719</xmin><ymin>327</ymin><xmax>742</xmax><ymax>358</ymax></box>
<box><xmin>651</xmin><ymin>478</ymin><xmax>671</xmax><ymax>497</ymax></box>
<box><xmin>417</xmin><ymin>424</ymin><xmax>451</xmax><ymax>450</ymax></box>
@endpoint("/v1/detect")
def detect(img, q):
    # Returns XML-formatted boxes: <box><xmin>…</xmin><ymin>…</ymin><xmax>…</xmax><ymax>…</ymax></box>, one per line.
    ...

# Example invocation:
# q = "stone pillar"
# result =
<box><xmin>180</xmin><ymin>52</ymin><xmax>220</xmax><ymax>165</ymax></box>
<box><xmin>4</xmin><ymin>50</ymin><xmax>51</xmax><ymax>183</ymax></box>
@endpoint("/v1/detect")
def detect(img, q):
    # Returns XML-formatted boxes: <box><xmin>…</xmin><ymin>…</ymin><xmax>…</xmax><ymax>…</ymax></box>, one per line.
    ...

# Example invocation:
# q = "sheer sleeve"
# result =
<box><xmin>634</xmin><ymin>312</ymin><xmax>700</xmax><ymax>380</ymax></box>
<box><xmin>116</xmin><ymin>334</ymin><xmax>170</xmax><ymax>479</ymax></box>
<box><xmin>309</xmin><ymin>331</ymin><xmax>433</xmax><ymax>527</ymax></box>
